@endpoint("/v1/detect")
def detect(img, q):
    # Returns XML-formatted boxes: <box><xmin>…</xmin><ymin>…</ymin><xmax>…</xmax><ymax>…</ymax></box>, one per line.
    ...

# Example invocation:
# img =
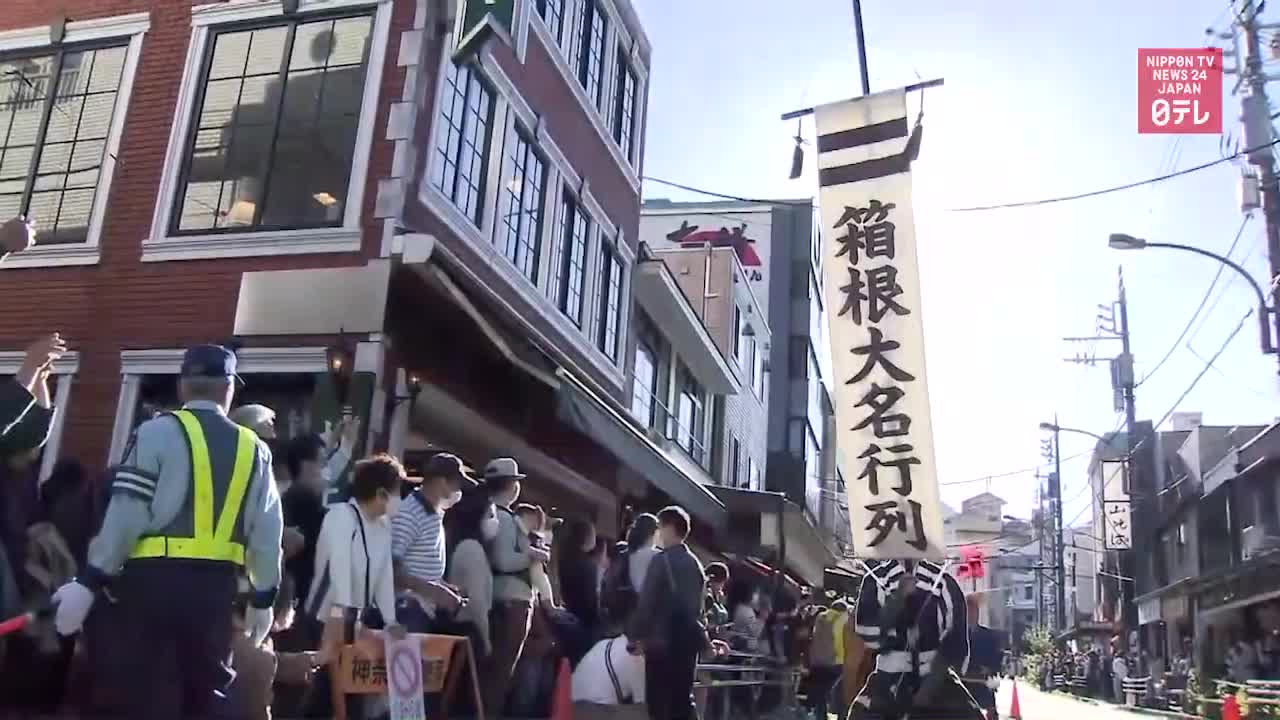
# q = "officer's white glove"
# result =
<box><xmin>52</xmin><ymin>581</ymin><xmax>95</xmax><ymax>636</ymax></box>
<box><xmin>986</xmin><ymin>676</ymin><xmax>1001</xmax><ymax>690</ymax></box>
<box><xmin>246</xmin><ymin>606</ymin><xmax>274</xmax><ymax>646</ymax></box>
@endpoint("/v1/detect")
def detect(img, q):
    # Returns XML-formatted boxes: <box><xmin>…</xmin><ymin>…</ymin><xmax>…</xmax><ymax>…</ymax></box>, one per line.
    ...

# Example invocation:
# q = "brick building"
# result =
<box><xmin>0</xmin><ymin>0</ymin><xmax>743</xmax><ymax>540</ymax></box>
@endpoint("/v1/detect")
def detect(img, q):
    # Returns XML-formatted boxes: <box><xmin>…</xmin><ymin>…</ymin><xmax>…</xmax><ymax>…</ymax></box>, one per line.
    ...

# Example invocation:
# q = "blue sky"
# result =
<box><xmin>634</xmin><ymin>0</ymin><xmax>1280</xmax><ymax>522</ymax></box>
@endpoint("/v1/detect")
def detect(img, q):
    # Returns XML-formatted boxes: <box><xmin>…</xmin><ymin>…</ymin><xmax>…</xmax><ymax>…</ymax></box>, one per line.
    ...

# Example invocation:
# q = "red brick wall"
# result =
<box><xmin>0</xmin><ymin>0</ymin><xmax>413</xmax><ymax>468</ymax></box>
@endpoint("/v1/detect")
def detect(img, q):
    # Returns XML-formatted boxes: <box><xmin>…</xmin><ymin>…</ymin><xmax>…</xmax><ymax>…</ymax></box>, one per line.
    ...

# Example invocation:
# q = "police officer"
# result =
<box><xmin>52</xmin><ymin>344</ymin><xmax>283</xmax><ymax>719</ymax></box>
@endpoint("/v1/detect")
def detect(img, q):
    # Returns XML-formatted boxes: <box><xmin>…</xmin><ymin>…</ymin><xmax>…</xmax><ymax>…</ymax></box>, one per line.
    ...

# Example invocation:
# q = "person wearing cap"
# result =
<box><xmin>391</xmin><ymin>452</ymin><xmax>470</xmax><ymax>632</ymax></box>
<box><xmin>51</xmin><ymin>344</ymin><xmax>283</xmax><ymax>720</ymax></box>
<box><xmin>481</xmin><ymin>457</ymin><xmax>548</xmax><ymax>717</ymax></box>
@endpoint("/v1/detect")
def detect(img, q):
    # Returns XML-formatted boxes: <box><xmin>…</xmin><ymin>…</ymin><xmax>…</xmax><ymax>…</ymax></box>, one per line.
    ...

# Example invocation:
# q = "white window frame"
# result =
<box><xmin>420</xmin><ymin>41</ymin><xmax>631</xmax><ymax>386</ymax></box>
<box><xmin>525</xmin><ymin>0</ymin><xmax>644</xmax><ymax>191</ymax></box>
<box><xmin>0</xmin><ymin>13</ymin><xmax>150</xmax><ymax>269</ymax></box>
<box><xmin>108</xmin><ymin>345</ymin><xmax>328</xmax><ymax>462</ymax></box>
<box><xmin>140</xmin><ymin>0</ymin><xmax>393</xmax><ymax>262</ymax></box>
<box><xmin>0</xmin><ymin>351</ymin><xmax>80</xmax><ymax>482</ymax></box>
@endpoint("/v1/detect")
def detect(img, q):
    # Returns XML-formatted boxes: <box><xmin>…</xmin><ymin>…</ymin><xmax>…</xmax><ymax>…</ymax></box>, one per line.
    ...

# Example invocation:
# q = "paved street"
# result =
<box><xmin>992</xmin><ymin>680</ymin><xmax>1169</xmax><ymax>720</ymax></box>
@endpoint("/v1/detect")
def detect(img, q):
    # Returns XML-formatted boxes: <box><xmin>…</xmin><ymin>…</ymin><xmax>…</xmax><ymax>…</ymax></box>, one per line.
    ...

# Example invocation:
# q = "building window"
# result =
<box><xmin>496</xmin><ymin>127</ymin><xmax>545</xmax><ymax>282</ymax></box>
<box><xmin>749</xmin><ymin>457</ymin><xmax>760</xmax><ymax>491</ymax></box>
<box><xmin>597</xmin><ymin>242</ymin><xmax>623</xmax><ymax>361</ymax></box>
<box><xmin>732</xmin><ymin>306</ymin><xmax>742</xmax><ymax>360</ymax></box>
<box><xmin>612</xmin><ymin>50</ymin><xmax>637</xmax><ymax>161</ymax></box>
<box><xmin>789</xmin><ymin>336</ymin><xmax>808</xmax><ymax>380</ymax></box>
<box><xmin>551</xmin><ymin>191</ymin><xmax>590</xmax><ymax>326</ymax></box>
<box><xmin>746</xmin><ymin>336</ymin><xmax>758</xmax><ymax>387</ymax></box>
<box><xmin>576</xmin><ymin>0</ymin><xmax>608</xmax><ymax>108</ymax></box>
<box><xmin>173</xmin><ymin>13</ymin><xmax>376</xmax><ymax>234</ymax></box>
<box><xmin>1024</xmin><ymin>585</ymin><xmax>1034</xmax><ymax>601</ymax></box>
<box><xmin>631</xmin><ymin>336</ymin><xmax>657</xmax><ymax>427</ymax></box>
<box><xmin>754</xmin><ymin>341</ymin><xmax>766</xmax><ymax>397</ymax></box>
<box><xmin>0</xmin><ymin>43</ymin><xmax>130</xmax><ymax>245</ymax></box>
<box><xmin>730</xmin><ymin>437</ymin><xmax>741</xmax><ymax>487</ymax></box>
<box><xmin>430</xmin><ymin>61</ymin><xmax>494</xmax><ymax>226</ymax></box>
<box><xmin>671</xmin><ymin>362</ymin><xmax>705</xmax><ymax>464</ymax></box>
<box><xmin>536</xmin><ymin>0</ymin><xmax>565</xmax><ymax>44</ymax></box>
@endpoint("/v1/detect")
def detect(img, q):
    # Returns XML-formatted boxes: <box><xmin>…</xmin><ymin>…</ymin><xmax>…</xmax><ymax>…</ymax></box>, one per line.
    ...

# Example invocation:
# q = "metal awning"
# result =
<box><xmin>554</xmin><ymin>369</ymin><xmax>727</xmax><ymax>531</ymax></box>
<box><xmin>708</xmin><ymin>486</ymin><xmax>837</xmax><ymax>586</ymax></box>
<box><xmin>632</xmin><ymin>259</ymin><xmax>738</xmax><ymax>394</ymax></box>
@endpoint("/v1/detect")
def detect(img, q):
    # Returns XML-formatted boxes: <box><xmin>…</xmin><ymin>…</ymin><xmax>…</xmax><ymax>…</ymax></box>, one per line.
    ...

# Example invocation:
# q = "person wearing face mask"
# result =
<box><xmin>444</xmin><ymin>489</ymin><xmax>497</xmax><ymax>661</ymax></box>
<box><xmin>481</xmin><ymin>457</ymin><xmax>549</xmax><ymax>717</ymax></box>
<box><xmin>391</xmin><ymin>453</ymin><xmax>471</xmax><ymax>632</ymax></box>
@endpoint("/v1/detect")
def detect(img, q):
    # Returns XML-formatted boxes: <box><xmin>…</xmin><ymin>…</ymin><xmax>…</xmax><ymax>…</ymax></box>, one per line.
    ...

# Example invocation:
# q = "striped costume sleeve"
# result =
<box><xmin>939</xmin><ymin>572</ymin><xmax>970</xmax><ymax>676</ymax></box>
<box><xmin>112</xmin><ymin>430</ymin><xmax>159</xmax><ymax>502</ymax></box>
<box><xmin>854</xmin><ymin>570</ymin><xmax>883</xmax><ymax>650</ymax></box>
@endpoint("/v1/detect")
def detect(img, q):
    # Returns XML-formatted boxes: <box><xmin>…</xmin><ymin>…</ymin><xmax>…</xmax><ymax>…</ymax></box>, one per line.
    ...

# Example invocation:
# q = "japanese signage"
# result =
<box><xmin>336</xmin><ymin>633</ymin><xmax>464</xmax><ymax>696</ymax></box>
<box><xmin>1137</xmin><ymin>48</ymin><xmax>1223</xmax><ymax>134</ymax></box>
<box><xmin>814</xmin><ymin>88</ymin><xmax>944</xmax><ymax>559</ymax></box>
<box><xmin>1100</xmin><ymin>459</ymin><xmax>1132</xmax><ymax>550</ymax></box>
<box><xmin>453</xmin><ymin>0</ymin><xmax>516</xmax><ymax>60</ymax></box>
<box><xmin>639</xmin><ymin>209</ymin><xmax>774</xmax><ymax>321</ymax></box>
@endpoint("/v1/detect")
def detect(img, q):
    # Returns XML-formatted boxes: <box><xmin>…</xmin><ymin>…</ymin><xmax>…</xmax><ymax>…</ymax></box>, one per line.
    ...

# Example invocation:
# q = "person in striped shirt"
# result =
<box><xmin>391</xmin><ymin>453</ymin><xmax>471</xmax><ymax>631</ymax></box>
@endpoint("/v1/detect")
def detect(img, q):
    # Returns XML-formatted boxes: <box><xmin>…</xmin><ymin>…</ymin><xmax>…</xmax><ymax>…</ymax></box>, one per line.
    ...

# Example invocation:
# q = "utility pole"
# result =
<box><xmin>1230</xmin><ymin>0</ymin><xmax>1280</xmax><ymax>375</ymax></box>
<box><xmin>1034</xmin><ymin>471</ymin><xmax>1048</xmax><ymax>629</ymax></box>
<box><xmin>1051</xmin><ymin>423</ymin><xmax>1066</xmax><ymax>634</ymax></box>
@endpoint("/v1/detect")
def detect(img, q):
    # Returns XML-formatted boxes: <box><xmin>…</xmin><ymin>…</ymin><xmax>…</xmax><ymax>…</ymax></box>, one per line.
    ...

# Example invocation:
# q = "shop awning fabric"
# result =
<box><xmin>708</xmin><ymin>486</ymin><xmax>837</xmax><ymax>586</ymax></box>
<box><xmin>555</xmin><ymin>369</ymin><xmax>727</xmax><ymax>531</ymax></box>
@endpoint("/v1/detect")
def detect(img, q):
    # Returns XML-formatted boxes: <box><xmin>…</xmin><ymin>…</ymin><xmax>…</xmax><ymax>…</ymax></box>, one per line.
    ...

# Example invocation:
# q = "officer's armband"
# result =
<box><xmin>112</xmin><ymin>465</ymin><xmax>158</xmax><ymax>502</ymax></box>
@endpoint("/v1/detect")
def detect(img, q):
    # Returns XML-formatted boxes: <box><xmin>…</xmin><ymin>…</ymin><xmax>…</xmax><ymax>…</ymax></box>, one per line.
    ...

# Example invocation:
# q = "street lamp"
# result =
<box><xmin>1037</xmin><ymin>422</ymin><xmax>1128</xmax><ymax>457</ymax></box>
<box><xmin>1108</xmin><ymin>233</ymin><xmax>1275</xmax><ymax>355</ymax></box>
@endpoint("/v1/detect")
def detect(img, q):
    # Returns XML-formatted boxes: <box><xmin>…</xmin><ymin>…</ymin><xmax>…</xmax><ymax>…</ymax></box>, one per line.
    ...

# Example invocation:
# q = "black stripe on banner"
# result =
<box><xmin>819</xmin><ymin>154</ymin><xmax>909</xmax><ymax>187</ymax></box>
<box><xmin>816</xmin><ymin>116</ymin><xmax>909</xmax><ymax>153</ymax></box>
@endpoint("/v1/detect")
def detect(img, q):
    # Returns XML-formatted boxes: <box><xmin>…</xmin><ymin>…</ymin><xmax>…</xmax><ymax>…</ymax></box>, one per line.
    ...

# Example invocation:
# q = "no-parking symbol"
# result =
<box><xmin>385</xmin><ymin>636</ymin><xmax>426</xmax><ymax>720</ymax></box>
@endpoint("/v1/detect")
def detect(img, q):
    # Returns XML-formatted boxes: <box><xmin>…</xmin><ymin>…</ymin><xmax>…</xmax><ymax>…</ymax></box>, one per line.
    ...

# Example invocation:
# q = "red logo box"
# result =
<box><xmin>1138</xmin><ymin>48</ymin><xmax>1223</xmax><ymax>134</ymax></box>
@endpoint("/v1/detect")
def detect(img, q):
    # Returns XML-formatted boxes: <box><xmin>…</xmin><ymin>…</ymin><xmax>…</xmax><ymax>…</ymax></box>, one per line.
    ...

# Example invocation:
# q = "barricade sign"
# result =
<box><xmin>333</xmin><ymin>631</ymin><xmax>484</xmax><ymax>720</ymax></box>
<box><xmin>387</xmin><ymin>634</ymin><xmax>426</xmax><ymax>720</ymax></box>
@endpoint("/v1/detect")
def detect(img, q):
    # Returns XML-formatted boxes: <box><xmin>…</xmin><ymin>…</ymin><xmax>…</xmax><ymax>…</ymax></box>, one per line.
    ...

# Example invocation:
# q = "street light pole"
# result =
<box><xmin>851</xmin><ymin>0</ymin><xmax>871</xmax><ymax>95</ymax></box>
<box><xmin>1109</xmin><ymin>233</ymin><xmax>1276</xmax><ymax>360</ymax></box>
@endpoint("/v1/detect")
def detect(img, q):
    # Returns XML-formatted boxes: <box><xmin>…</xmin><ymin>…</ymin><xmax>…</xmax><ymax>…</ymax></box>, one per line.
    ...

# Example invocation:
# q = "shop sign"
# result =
<box><xmin>1138</xmin><ymin>597</ymin><xmax>1160</xmax><ymax>625</ymax></box>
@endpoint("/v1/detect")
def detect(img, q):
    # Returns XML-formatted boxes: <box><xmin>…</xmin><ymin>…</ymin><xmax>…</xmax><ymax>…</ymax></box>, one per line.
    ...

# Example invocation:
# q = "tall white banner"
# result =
<box><xmin>816</xmin><ymin>89</ymin><xmax>944</xmax><ymax>560</ymax></box>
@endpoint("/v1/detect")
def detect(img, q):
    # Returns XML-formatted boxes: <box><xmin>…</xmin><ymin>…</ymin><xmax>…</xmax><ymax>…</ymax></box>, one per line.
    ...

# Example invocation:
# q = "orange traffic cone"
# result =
<box><xmin>1008</xmin><ymin>677</ymin><xmax>1022</xmax><ymax>720</ymax></box>
<box><xmin>551</xmin><ymin>657</ymin><xmax>573</xmax><ymax>720</ymax></box>
<box><xmin>1223</xmin><ymin>693</ymin><xmax>1241</xmax><ymax>720</ymax></box>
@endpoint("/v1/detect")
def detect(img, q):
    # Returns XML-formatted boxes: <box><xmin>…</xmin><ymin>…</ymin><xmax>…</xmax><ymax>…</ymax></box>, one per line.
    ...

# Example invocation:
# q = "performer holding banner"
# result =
<box><xmin>808</xmin><ymin>85</ymin><xmax>979</xmax><ymax>718</ymax></box>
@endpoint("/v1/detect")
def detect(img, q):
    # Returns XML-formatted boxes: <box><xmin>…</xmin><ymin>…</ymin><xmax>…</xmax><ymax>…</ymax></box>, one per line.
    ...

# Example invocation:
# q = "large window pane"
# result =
<box><xmin>0</xmin><ymin>44</ymin><xmax>128</xmax><ymax>245</ymax></box>
<box><xmin>174</xmin><ymin>14</ymin><xmax>374</xmax><ymax>234</ymax></box>
<box><xmin>554</xmin><ymin>191</ymin><xmax>590</xmax><ymax>326</ymax></box>
<box><xmin>671</xmin><ymin>362</ymin><xmax>705</xmax><ymax>465</ymax></box>
<box><xmin>612</xmin><ymin>49</ymin><xmax>637</xmax><ymax>162</ymax></box>
<box><xmin>631</xmin><ymin>340</ymin><xmax>656</xmax><ymax>427</ymax></box>
<box><xmin>577</xmin><ymin>1</ymin><xmax>607</xmax><ymax>108</ymax></box>
<box><xmin>536</xmin><ymin>0</ymin><xmax>565</xmax><ymax>43</ymax></box>
<box><xmin>597</xmin><ymin>243</ymin><xmax>622</xmax><ymax>361</ymax></box>
<box><xmin>496</xmin><ymin>128</ymin><xmax>545</xmax><ymax>282</ymax></box>
<box><xmin>430</xmin><ymin>61</ymin><xmax>494</xmax><ymax>226</ymax></box>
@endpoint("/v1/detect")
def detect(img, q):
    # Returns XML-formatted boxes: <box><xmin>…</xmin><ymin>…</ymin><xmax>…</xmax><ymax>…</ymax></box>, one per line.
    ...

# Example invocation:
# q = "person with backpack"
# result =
<box><xmin>601</xmin><ymin>513</ymin><xmax>658</xmax><ymax>633</ymax></box>
<box><xmin>628</xmin><ymin>507</ymin><xmax>728</xmax><ymax>720</ymax></box>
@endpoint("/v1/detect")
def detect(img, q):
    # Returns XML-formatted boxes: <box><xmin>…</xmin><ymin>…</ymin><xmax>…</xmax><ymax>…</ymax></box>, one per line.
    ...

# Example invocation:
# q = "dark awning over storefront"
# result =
<box><xmin>708</xmin><ymin>486</ymin><xmax>837</xmax><ymax>586</ymax></box>
<box><xmin>555</xmin><ymin>370</ymin><xmax>727</xmax><ymax>531</ymax></box>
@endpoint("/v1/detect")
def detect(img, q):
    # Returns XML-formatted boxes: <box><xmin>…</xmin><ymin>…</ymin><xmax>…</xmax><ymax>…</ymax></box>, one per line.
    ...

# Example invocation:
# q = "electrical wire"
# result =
<box><xmin>945</xmin><ymin>139</ymin><xmax>1280</xmax><ymax>212</ymax></box>
<box><xmin>938</xmin><ymin>449</ymin><xmax>1092</xmax><ymax>487</ymax></box>
<box><xmin>643</xmin><ymin>176</ymin><xmax>814</xmax><ymax>207</ymax></box>
<box><xmin>1153</xmin><ymin>309</ymin><xmax>1253</xmax><ymax>431</ymax></box>
<box><xmin>1136</xmin><ymin>214</ymin><xmax>1254</xmax><ymax>387</ymax></box>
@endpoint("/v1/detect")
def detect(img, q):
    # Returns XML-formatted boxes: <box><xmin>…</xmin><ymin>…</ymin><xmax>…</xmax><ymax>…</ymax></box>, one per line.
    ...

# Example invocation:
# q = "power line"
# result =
<box><xmin>642</xmin><ymin>176</ymin><xmax>813</xmax><ymax>207</ymax></box>
<box><xmin>944</xmin><ymin>139</ymin><xmax>1280</xmax><ymax>212</ymax></box>
<box><xmin>1152</xmin><ymin>309</ymin><xmax>1254</xmax><ymax>431</ymax></box>
<box><xmin>938</xmin><ymin>449</ymin><xmax>1092</xmax><ymax>487</ymax></box>
<box><xmin>1137</xmin><ymin>214</ymin><xmax>1254</xmax><ymax>386</ymax></box>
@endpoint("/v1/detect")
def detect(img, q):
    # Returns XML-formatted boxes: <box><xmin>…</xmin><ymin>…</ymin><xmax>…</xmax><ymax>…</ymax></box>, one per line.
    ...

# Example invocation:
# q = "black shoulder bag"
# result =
<box><xmin>349</xmin><ymin>505</ymin><xmax>386</xmax><ymax>633</ymax></box>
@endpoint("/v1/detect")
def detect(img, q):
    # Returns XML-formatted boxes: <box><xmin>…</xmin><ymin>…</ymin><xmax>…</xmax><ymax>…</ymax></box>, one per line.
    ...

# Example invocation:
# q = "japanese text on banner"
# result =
<box><xmin>815</xmin><ymin>89</ymin><xmax>944</xmax><ymax>559</ymax></box>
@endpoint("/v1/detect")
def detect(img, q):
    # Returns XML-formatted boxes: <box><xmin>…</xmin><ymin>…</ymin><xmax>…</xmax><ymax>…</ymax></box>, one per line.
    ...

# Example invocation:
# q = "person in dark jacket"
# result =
<box><xmin>557</xmin><ymin>517</ymin><xmax>602</xmax><ymax>639</ymax></box>
<box><xmin>0</xmin><ymin>335</ymin><xmax>63</xmax><ymax>457</ymax></box>
<box><xmin>628</xmin><ymin>506</ymin><xmax>726</xmax><ymax>720</ymax></box>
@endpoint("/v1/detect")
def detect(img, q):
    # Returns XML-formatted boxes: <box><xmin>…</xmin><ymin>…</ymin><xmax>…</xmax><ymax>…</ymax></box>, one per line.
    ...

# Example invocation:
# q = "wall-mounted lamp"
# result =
<box><xmin>326</xmin><ymin>329</ymin><xmax>355</xmax><ymax>411</ymax></box>
<box><xmin>743</xmin><ymin>323</ymin><xmax>756</xmax><ymax>338</ymax></box>
<box><xmin>391</xmin><ymin>371</ymin><xmax>424</xmax><ymax>409</ymax></box>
